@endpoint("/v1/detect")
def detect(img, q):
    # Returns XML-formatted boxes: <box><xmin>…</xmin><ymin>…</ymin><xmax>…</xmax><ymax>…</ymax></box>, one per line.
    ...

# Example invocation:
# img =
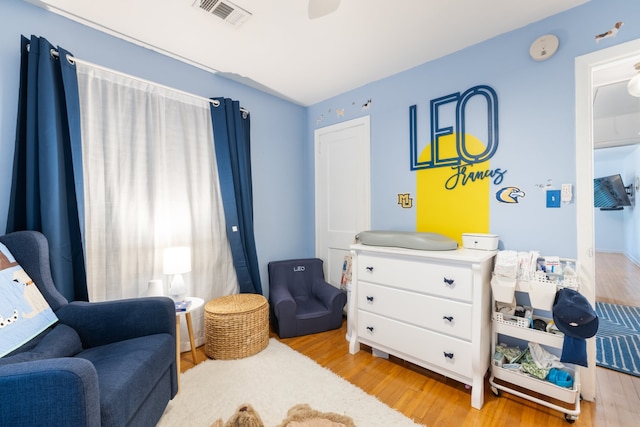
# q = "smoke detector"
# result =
<box><xmin>193</xmin><ymin>0</ymin><xmax>252</xmax><ymax>27</ymax></box>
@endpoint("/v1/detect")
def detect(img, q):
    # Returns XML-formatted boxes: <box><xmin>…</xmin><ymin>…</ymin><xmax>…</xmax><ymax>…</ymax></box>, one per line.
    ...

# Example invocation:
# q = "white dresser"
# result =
<box><xmin>348</xmin><ymin>243</ymin><xmax>496</xmax><ymax>409</ymax></box>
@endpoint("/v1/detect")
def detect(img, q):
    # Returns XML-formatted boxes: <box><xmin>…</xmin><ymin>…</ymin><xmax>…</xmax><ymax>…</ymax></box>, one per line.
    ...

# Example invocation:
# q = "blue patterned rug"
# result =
<box><xmin>595</xmin><ymin>301</ymin><xmax>640</xmax><ymax>377</ymax></box>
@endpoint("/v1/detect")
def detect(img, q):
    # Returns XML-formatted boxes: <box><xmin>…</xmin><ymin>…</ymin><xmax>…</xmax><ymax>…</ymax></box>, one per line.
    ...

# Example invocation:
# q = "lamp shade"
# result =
<box><xmin>163</xmin><ymin>246</ymin><xmax>191</xmax><ymax>274</ymax></box>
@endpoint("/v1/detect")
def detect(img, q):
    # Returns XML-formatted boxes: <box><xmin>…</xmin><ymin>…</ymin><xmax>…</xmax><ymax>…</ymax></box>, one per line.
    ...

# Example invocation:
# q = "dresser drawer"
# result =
<box><xmin>358</xmin><ymin>282</ymin><xmax>472</xmax><ymax>340</ymax></box>
<box><xmin>357</xmin><ymin>254</ymin><xmax>472</xmax><ymax>301</ymax></box>
<box><xmin>358</xmin><ymin>311</ymin><xmax>472</xmax><ymax>378</ymax></box>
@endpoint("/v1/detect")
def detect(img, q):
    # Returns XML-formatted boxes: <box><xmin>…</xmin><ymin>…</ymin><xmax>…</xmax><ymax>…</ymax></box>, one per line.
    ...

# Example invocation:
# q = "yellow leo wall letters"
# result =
<box><xmin>410</xmin><ymin>86</ymin><xmax>501</xmax><ymax>245</ymax></box>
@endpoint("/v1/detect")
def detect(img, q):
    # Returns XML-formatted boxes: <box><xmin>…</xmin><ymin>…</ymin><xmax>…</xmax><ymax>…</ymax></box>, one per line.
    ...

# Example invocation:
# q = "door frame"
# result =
<box><xmin>575</xmin><ymin>37</ymin><xmax>640</xmax><ymax>401</ymax></box>
<box><xmin>314</xmin><ymin>116</ymin><xmax>371</xmax><ymax>268</ymax></box>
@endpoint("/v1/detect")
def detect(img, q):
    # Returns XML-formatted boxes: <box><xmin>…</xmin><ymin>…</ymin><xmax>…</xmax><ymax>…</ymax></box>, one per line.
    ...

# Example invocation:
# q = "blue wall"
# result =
<box><xmin>594</xmin><ymin>149</ymin><xmax>630</xmax><ymax>252</ymax></box>
<box><xmin>306</xmin><ymin>0</ymin><xmax>640</xmax><ymax>258</ymax></box>
<box><xmin>625</xmin><ymin>147</ymin><xmax>640</xmax><ymax>263</ymax></box>
<box><xmin>594</xmin><ymin>144</ymin><xmax>640</xmax><ymax>264</ymax></box>
<box><xmin>2</xmin><ymin>0</ymin><xmax>640</xmax><ymax>291</ymax></box>
<box><xmin>0</xmin><ymin>0</ymin><xmax>309</xmax><ymax>293</ymax></box>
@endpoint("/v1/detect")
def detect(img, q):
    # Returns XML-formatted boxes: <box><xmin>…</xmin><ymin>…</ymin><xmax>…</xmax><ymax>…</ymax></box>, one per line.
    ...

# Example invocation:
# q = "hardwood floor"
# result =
<box><xmin>595</xmin><ymin>252</ymin><xmax>640</xmax><ymax>306</ymax></box>
<box><xmin>179</xmin><ymin>253</ymin><xmax>640</xmax><ymax>426</ymax></box>
<box><xmin>182</xmin><ymin>323</ymin><xmax>597</xmax><ymax>426</ymax></box>
<box><xmin>592</xmin><ymin>252</ymin><xmax>640</xmax><ymax>427</ymax></box>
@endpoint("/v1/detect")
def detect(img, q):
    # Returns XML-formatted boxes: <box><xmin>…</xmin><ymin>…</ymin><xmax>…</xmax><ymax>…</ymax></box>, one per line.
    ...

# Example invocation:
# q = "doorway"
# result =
<box><xmin>314</xmin><ymin>116</ymin><xmax>371</xmax><ymax>287</ymax></box>
<box><xmin>592</xmin><ymin>51</ymin><xmax>640</xmax><ymax>273</ymax></box>
<box><xmin>575</xmin><ymin>37</ymin><xmax>640</xmax><ymax>401</ymax></box>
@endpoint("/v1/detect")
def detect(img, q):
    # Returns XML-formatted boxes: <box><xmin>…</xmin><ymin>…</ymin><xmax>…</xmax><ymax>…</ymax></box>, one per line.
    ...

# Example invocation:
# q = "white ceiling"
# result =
<box><xmin>27</xmin><ymin>0</ymin><xmax>590</xmax><ymax>106</ymax></box>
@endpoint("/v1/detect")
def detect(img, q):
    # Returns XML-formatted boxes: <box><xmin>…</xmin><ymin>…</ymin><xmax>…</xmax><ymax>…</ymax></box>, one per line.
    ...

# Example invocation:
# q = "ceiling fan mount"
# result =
<box><xmin>308</xmin><ymin>0</ymin><xmax>341</xmax><ymax>19</ymax></box>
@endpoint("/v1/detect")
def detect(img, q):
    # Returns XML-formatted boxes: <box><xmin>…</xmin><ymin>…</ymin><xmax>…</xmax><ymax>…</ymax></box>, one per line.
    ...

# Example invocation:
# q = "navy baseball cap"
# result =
<box><xmin>552</xmin><ymin>288</ymin><xmax>599</xmax><ymax>339</ymax></box>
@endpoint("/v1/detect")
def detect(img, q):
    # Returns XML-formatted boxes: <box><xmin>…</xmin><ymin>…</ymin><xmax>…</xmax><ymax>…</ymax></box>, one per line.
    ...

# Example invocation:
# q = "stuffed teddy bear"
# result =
<box><xmin>211</xmin><ymin>403</ymin><xmax>355</xmax><ymax>427</ymax></box>
<box><xmin>211</xmin><ymin>404</ymin><xmax>264</xmax><ymax>427</ymax></box>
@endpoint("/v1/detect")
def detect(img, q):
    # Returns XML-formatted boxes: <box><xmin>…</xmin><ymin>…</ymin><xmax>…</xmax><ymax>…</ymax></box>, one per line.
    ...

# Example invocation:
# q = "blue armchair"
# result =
<box><xmin>0</xmin><ymin>231</ymin><xmax>177</xmax><ymax>427</ymax></box>
<box><xmin>268</xmin><ymin>258</ymin><xmax>346</xmax><ymax>338</ymax></box>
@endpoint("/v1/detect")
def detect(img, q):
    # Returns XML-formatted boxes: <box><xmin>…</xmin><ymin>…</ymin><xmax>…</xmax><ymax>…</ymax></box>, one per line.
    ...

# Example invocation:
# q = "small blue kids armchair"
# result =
<box><xmin>268</xmin><ymin>258</ymin><xmax>346</xmax><ymax>338</ymax></box>
<box><xmin>0</xmin><ymin>231</ymin><xmax>177</xmax><ymax>427</ymax></box>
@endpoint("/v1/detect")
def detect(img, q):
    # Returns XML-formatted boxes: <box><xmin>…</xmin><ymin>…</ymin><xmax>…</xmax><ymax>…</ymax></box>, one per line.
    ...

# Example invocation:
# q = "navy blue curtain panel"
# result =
<box><xmin>6</xmin><ymin>35</ymin><xmax>88</xmax><ymax>302</ymax></box>
<box><xmin>210</xmin><ymin>98</ymin><xmax>262</xmax><ymax>295</ymax></box>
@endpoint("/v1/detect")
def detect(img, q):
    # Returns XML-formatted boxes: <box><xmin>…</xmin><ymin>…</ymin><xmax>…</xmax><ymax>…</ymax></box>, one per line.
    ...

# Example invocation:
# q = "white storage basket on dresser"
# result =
<box><xmin>348</xmin><ymin>243</ymin><xmax>496</xmax><ymax>409</ymax></box>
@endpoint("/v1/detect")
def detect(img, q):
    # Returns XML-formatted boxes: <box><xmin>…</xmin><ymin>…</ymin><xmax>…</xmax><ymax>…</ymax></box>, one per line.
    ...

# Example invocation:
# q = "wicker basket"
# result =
<box><xmin>204</xmin><ymin>294</ymin><xmax>269</xmax><ymax>360</ymax></box>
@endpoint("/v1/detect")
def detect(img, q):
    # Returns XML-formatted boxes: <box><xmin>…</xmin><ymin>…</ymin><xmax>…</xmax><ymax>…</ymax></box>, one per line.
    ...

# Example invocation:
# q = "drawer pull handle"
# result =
<box><xmin>366</xmin><ymin>326</ymin><xmax>374</xmax><ymax>333</ymax></box>
<box><xmin>366</xmin><ymin>296</ymin><xmax>374</xmax><ymax>302</ymax></box>
<box><xmin>366</xmin><ymin>266</ymin><xmax>374</xmax><ymax>272</ymax></box>
<box><xmin>443</xmin><ymin>352</ymin><xmax>454</xmax><ymax>359</ymax></box>
<box><xmin>443</xmin><ymin>277</ymin><xmax>455</xmax><ymax>286</ymax></box>
<box><xmin>443</xmin><ymin>316</ymin><xmax>454</xmax><ymax>322</ymax></box>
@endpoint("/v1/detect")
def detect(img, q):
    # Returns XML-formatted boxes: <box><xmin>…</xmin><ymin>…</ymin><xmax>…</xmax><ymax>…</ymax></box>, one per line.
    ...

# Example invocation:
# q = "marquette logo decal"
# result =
<box><xmin>496</xmin><ymin>187</ymin><xmax>526</xmax><ymax>203</ymax></box>
<box><xmin>410</xmin><ymin>85</ymin><xmax>504</xmax><ymax>190</ymax></box>
<box><xmin>397</xmin><ymin>193</ymin><xmax>413</xmax><ymax>208</ymax></box>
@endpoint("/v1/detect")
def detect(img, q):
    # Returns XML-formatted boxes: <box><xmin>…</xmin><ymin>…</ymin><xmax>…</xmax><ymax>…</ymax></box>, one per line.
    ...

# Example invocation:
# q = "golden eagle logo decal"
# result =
<box><xmin>496</xmin><ymin>187</ymin><xmax>525</xmax><ymax>203</ymax></box>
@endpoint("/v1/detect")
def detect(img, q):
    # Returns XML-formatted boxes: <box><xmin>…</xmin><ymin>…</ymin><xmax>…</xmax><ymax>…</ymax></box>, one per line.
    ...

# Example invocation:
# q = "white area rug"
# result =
<box><xmin>158</xmin><ymin>338</ymin><xmax>423</xmax><ymax>426</ymax></box>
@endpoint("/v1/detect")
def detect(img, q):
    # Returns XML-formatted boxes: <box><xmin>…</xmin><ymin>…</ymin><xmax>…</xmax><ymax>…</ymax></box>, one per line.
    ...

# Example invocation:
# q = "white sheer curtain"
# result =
<box><xmin>75</xmin><ymin>63</ymin><xmax>239</xmax><ymax>350</ymax></box>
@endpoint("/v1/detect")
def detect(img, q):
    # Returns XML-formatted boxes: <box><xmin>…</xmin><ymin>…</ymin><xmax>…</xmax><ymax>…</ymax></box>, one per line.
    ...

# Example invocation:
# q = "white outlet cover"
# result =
<box><xmin>529</xmin><ymin>34</ymin><xmax>559</xmax><ymax>61</ymax></box>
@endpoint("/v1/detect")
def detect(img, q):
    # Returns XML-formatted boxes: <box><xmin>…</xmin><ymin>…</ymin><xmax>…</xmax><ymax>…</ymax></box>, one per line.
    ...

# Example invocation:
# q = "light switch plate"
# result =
<box><xmin>561</xmin><ymin>183</ymin><xmax>572</xmax><ymax>203</ymax></box>
<box><xmin>547</xmin><ymin>190</ymin><xmax>561</xmax><ymax>208</ymax></box>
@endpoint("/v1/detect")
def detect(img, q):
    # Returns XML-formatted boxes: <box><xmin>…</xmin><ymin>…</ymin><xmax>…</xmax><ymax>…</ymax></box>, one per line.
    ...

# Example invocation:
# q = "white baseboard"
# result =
<box><xmin>625</xmin><ymin>252</ymin><xmax>640</xmax><ymax>268</ymax></box>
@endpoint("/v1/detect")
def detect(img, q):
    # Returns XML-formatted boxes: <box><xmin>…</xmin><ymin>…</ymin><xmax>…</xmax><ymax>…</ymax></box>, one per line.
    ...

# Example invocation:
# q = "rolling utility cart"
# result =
<box><xmin>489</xmin><ymin>256</ymin><xmax>581</xmax><ymax>423</ymax></box>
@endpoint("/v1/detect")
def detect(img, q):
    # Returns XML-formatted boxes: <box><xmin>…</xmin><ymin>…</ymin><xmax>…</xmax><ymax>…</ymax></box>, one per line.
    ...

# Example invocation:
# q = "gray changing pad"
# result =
<box><xmin>356</xmin><ymin>230</ymin><xmax>458</xmax><ymax>251</ymax></box>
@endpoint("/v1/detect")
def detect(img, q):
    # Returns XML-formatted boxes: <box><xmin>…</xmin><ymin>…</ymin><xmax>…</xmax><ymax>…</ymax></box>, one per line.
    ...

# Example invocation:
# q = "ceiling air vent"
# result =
<box><xmin>193</xmin><ymin>0</ymin><xmax>252</xmax><ymax>27</ymax></box>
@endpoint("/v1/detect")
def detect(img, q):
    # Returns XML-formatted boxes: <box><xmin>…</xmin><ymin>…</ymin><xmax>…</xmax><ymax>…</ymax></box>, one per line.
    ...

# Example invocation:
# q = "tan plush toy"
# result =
<box><xmin>211</xmin><ymin>404</ymin><xmax>264</xmax><ymax>427</ymax></box>
<box><xmin>211</xmin><ymin>403</ymin><xmax>355</xmax><ymax>427</ymax></box>
<box><xmin>276</xmin><ymin>404</ymin><xmax>355</xmax><ymax>427</ymax></box>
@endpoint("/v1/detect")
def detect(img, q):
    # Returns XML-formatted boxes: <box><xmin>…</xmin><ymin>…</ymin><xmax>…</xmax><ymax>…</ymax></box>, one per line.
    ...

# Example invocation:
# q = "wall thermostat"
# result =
<box><xmin>529</xmin><ymin>34</ymin><xmax>559</xmax><ymax>61</ymax></box>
